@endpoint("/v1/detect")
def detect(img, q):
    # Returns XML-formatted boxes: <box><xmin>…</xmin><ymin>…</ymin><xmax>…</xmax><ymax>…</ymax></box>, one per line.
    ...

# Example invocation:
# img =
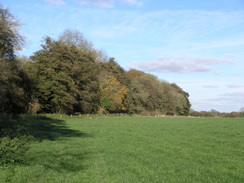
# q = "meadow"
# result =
<box><xmin>0</xmin><ymin>116</ymin><xmax>243</xmax><ymax>182</ymax></box>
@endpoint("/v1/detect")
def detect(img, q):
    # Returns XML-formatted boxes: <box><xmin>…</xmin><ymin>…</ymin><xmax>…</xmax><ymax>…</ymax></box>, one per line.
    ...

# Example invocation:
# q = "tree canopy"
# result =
<box><xmin>0</xmin><ymin>4</ymin><xmax>192</xmax><ymax>116</ymax></box>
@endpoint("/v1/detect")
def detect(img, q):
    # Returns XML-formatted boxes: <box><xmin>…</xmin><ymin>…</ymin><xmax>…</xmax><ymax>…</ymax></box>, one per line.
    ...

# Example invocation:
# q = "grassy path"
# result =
<box><xmin>1</xmin><ymin>116</ymin><xmax>243</xmax><ymax>182</ymax></box>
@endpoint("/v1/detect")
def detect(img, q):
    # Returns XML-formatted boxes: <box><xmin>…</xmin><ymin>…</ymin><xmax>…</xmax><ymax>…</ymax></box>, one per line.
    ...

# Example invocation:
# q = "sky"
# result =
<box><xmin>2</xmin><ymin>0</ymin><xmax>244</xmax><ymax>112</ymax></box>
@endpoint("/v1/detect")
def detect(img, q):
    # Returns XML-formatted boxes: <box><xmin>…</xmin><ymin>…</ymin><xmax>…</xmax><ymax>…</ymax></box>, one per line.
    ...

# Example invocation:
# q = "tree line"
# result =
<box><xmin>190</xmin><ymin>108</ymin><xmax>244</xmax><ymax>118</ymax></box>
<box><xmin>0</xmin><ymin>5</ymin><xmax>191</xmax><ymax>117</ymax></box>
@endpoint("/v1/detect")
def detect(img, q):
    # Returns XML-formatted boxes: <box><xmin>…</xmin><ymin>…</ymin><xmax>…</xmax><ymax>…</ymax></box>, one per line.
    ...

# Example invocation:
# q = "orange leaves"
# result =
<box><xmin>99</xmin><ymin>75</ymin><xmax>128</xmax><ymax>112</ymax></box>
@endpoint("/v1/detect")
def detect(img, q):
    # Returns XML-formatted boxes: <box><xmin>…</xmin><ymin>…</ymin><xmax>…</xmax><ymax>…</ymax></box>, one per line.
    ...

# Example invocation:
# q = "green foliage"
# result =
<box><xmin>0</xmin><ymin>135</ymin><xmax>32</xmax><ymax>166</ymax></box>
<box><xmin>0</xmin><ymin>4</ymin><xmax>191</xmax><ymax>116</ymax></box>
<box><xmin>0</xmin><ymin>117</ymin><xmax>33</xmax><ymax>166</ymax></box>
<box><xmin>0</xmin><ymin>5</ymin><xmax>32</xmax><ymax>115</ymax></box>
<box><xmin>0</xmin><ymin>4</ymin><xmax>24</xmax><ymax>60</ymax></box>
<box><xmin>31</xmin><ymin>35</ymin><xmax>100</xmax><ymax>114</ymax></box>
<box><xmin>125</xmin><ymin>69</ymin><xmax>191</xmax><ymax>115</ymax></box>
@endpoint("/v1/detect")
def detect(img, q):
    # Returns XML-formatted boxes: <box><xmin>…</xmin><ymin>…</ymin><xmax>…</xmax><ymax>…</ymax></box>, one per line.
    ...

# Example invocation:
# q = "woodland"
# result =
<box><xmin>0</xmin><ymin>4</ymin><xmax>191</xmax><ymax>117</ymax></box>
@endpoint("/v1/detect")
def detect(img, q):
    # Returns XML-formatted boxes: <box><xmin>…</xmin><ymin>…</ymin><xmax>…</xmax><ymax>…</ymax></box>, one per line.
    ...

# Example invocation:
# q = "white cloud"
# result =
<box><xmin>226</xmin><ymin>84</ymin><xmax>244</xmax><ymax>88</ymax></box>
<box><xmin>127</xmin><ymin>60</ymin><xmax>212</xmax><ymax>73</ymax></box>
<box><xmin>194</xmin><ymin>57</ymin><xmax>234</xmax><ymax>64</ymax></box>
<box><xmin>121</xmin><ymin>0</ymin><xmax>143</xmax><ymax>7</ymax></box>
<box><xmin>75</xmin><ymin>0</ymin><xmax>113</xmax><ymax>8</ymax></box>
<box><xmin>202</xmin><ymin>85</ymin><xmax>219</xmax><ymax>88</ymax></box>
<box><xmin>74</xmin><ymin>0</ymin><xmax>143</xmax><ymax>7</ymax></box>
<box><xmin>44</xmin><ymin>0</ymin><xmax>65</xmax><ymax>5</ymax></box>
<box><xmin>126</xmin><ymin>56</ymin><xmax>235</xmax><ymax>73</ymax></box>
<box><xmin>214</xmin><ymin>92</ymin><xmax>244</xmax><ymax>103</ymax></box>
<box><xmin>225</xmin><ymin>54</ymin><xmax>236</xmax><ymax>58</ymax></box>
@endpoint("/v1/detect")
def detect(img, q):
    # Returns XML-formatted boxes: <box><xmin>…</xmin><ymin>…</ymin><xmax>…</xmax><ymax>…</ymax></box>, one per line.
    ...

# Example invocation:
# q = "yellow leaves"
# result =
<box><xmin>99</xmin><ymin>75</ymin><xmax>128</xmax><ymax>112</ymax></box>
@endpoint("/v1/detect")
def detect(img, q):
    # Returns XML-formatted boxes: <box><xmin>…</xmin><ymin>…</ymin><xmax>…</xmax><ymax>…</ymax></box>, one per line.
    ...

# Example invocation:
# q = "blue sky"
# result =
<box><xmin>2</xmin><ymin>0</ymin><xmax>244</xmax><ymax>112</ymax></box>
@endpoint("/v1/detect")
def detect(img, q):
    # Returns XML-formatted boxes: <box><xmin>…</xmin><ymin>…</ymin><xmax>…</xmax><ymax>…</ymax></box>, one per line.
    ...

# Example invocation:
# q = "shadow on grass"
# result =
<box><xmin>0</xmin><ymin>115</ymin><xmax>91</xmax><ymax>172</ymax></box>
<box><xmin>0</xmin><ymin>115</ymin><xmax>89</xmax><ymax>141</ymax></box>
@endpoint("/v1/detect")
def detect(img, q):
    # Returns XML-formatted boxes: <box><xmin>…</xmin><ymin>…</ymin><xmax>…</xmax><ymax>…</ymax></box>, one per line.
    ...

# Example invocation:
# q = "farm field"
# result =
<box><xmin>1</xmin><ymin>116</ymin><xmax>244</xmax><ymax>182</ymax></box>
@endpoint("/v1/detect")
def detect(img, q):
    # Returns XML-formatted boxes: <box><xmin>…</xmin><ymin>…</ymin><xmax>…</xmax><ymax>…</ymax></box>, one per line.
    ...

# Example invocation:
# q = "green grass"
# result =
<box><xmin>1</xmin><ymin>116</ymin><xmax>244</xmax><ymax>182</ymax></box>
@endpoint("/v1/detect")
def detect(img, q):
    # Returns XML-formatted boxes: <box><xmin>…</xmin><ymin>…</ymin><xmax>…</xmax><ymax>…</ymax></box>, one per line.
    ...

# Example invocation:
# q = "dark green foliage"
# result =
<box><xmin>0</xmin><ymin>5</ymin><xmax>32</xmax><ymax>115</ymax></box>
<box><xmin>31</xmin><ymin>36</ymin><xmax>100</xmax><ymax>114</ymax></box>
<box><xmin>0</xmin><ymin>135</ymin><xmax>32</xmax><ymax>166</ymax></box>
<box><xmin>0</xmin><ymin>117</ymin><xmax>33</xmax><ymax>166</ymax></box>
<box><xmin>99</xmin><ymin>58</ymin><xmax>129</xmax><ymax>86</ymax></box>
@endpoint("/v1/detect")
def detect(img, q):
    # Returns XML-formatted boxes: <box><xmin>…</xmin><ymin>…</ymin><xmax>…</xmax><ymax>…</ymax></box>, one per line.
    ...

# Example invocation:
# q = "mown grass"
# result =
<box><xmin>0</xmin><ymin>116</ymin><xmax>243</xmax><ymax>182</ymax></box>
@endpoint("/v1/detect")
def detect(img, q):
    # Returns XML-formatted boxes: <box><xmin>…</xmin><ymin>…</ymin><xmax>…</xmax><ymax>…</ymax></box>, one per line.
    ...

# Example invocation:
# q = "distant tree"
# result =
<box><xmin>124</xmin><ymin>69</ymin><xmax>191</xmax><ymax>116</ymax></box>
<box><xmin>124</xmin><ymin>76</ymin><xmax>149</xmax><ymax>114</ymax></box>
<box><xmin>189</xmin><ymin>109</ymin><xmax>200</xmax><ymax>116</ymax></box>
<box><xmin>170</xmin><ymin>83</ymin><xmax>191</xmax><ymax>116</ymax></box>
<box><xmin>223</xmin><ymin>112</ymin><xmax>240</xmax><ymax>118</ymax></box>
<box><xmin>240</xmin><ymin>107</ymin><xmax>244</xmax><ymax>117</ymax></box>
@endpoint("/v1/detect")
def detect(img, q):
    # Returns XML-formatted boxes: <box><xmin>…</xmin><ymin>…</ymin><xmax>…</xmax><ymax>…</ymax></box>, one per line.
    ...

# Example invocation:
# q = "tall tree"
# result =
<box><xmin>31</xmin><ymin>34</ymin><xmax>100</xmax><ymax>114</ymax></box>
<box><xmin>0</xmin><ymin>4</ymin><xmax>28</xmax><ymax>115</ymax></box>
<box><xmin>0</xmin><ymin>4</ymin><xmax>24</xmax><ymax>60</ymax></box>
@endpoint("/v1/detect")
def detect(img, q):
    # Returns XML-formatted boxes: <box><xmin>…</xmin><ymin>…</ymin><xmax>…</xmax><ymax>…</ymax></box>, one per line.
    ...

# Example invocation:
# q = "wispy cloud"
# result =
<box><xmin>120</xmin><ymin>0</ymin><xmax>143</xmax><ymax>7</ymax></box>
<box><xmin>213</xmin><ymin>92</ymin><xmax>244</xmax><ymax>103</ymax></box>
<box><xmin>74</xmin><ymin>0</ymin><xmax>113</xmax><ymax>8</ymax></box>
<box><xmin>194</xmin><ymin>57</ymin><xmax>234</xmax><ymax>64</ymax></box>
<box><xmin>202</xmin><ymin>84</ymin><xmax>219</xmax><ymax>88</ymax></box>
<box><xmin>73</xmin><ymin>0</ymin><xmax>143</xmax><ymax>7</ymax></box>
<box><xmin>225</xmin><ymin>54</ymin><xmax>236</xmax><ymax>58</ymax></box>
<box><xmin>127</xmin><ymin>60</ymin><xmax>212</xmax><ymax>73</ymax></box>
<box><xmin>126</xmin><ymin>56</ymin><xmax>234</xmax><ymax>73</ymax></box>
<box><xmin>226</xmin><ymin>84</ymin><xmax>244</xmax><ymax>88</ymax></box>
<box><xmin>44</xmin><ymin>0</ymin><xmax>65</xmax><ymax>5</ymax></box>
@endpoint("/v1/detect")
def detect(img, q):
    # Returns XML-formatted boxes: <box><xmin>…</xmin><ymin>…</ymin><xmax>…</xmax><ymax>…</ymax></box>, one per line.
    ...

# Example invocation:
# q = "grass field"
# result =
<box><xmin>0</xmin><ymin>116</ymin><xmax>244</xmax><ymax>182</ymax></box>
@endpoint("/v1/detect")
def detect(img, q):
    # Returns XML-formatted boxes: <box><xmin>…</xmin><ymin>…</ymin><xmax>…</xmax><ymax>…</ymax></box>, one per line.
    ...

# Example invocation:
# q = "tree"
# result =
<box><xmin>240</xmin><ymin>107</ymin><xmax>244</xmax><ymax>117</ymax></box>
<box><xmin>98</xmin><ymin>58</ymin><xmax>130</xmax><ymax>113</ymax></box>
<box><xmin>124</xmin><ymin>69</ymin><xmax>191</xmax><ymax>116</ymax></box>
<box><xmin>31</xmin><ymin>34</ymin><xmax>100</xmax><ymax>114</ymax></box>
<box><xmin>0</xmin><ymin>4</ymin><xmax>24</xmax><ymax>60</ymax></box>
<box><xmin>100</xmin><ymin>75</ymin><xmax>128</xmax><ymax>113</ymax></box>
<box><xmin>170</xmin><ymin>83</ymin><xmax>191</xmax><ymax>115</ymax></box>
<box><xmin>0</xmin><ymin>4</ymin><xmax>28</xmax><ymax>115</ymax></box>
<box><xmin>125</xmin><ymin>70</ymin><xmax>163</xmax><ymax>115</ymax></box>
<box><xmin>59</xmin><ymin>29</ymin><xmax>108</xmax><ymax>63</ymax></box>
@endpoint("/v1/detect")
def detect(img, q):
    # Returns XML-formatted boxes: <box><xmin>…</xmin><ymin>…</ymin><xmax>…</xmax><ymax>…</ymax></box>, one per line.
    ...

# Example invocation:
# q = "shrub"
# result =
<box><xmin>0</xmin><ymin>135</ymin><xmax>33</xmax><ymax>166</ymax></box>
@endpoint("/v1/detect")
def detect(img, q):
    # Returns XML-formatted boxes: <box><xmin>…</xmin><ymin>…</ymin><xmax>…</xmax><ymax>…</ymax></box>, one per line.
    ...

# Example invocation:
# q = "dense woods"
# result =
<box><xmin>0</xmin><ymin>5</ymin><xmax>192</xmax><ymax>117</ymax></box>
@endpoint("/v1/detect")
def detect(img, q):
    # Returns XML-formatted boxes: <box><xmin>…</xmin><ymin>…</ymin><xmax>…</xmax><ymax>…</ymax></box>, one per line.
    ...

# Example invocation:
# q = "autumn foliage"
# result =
<box><xmin>0</xmin><ymin>5</ymin><xmax>191</xmax><ymax>116</ymax></box>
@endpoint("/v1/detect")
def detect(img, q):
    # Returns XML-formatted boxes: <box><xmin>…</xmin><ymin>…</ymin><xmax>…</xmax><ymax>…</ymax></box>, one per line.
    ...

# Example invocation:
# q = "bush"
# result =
<box><xmin>0</xmin><ymin>135</ymin><xmax>33</xmax><ymax>166</ymax></box>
